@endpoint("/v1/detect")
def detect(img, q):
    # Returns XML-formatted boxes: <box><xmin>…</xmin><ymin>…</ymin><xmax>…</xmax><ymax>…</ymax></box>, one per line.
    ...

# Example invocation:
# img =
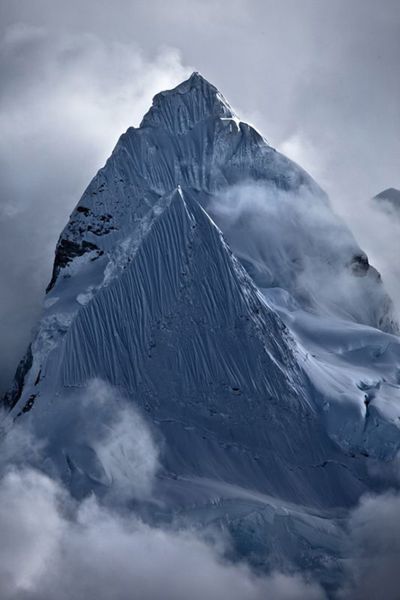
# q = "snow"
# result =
<box><xmin>3</xmin><ymin>72</ymin><xmax>400</xmax><ymax>588</ymax></box>
<box><xmin>264</xmin><ymin>287</ymin><xmax>400</xmax><ymax>459</ymax></box>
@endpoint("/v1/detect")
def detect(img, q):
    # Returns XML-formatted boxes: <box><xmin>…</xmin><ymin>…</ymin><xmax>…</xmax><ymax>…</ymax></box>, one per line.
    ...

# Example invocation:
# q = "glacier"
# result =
<box><xmin>2</xmin><ymin>72</ymin><xmax>400</xmax><ymax>591</ymax></box>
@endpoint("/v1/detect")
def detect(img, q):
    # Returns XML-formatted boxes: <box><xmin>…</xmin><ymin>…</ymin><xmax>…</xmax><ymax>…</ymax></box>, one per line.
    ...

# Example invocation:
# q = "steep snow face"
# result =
<box><xmin>5</xmin><ymin>188</ymin><xmax>373</xmax><ymax>508</ymax></box>
<box><xmin>46</xmin><ymin>72</ymin><xmax>396</xmax><ymax>331</ymax></box>
<box><xmin>265</xmin><ymin>288</ymin><xmax>400</xmax><ymax>463</ymax></box>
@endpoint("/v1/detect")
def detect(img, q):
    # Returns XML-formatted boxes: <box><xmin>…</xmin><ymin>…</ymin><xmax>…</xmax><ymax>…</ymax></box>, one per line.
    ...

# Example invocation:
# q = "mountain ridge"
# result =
<box><xmin>2</xmin><ymin>73</ymin><xmax>400</xmax><ymax>589</ymax></box>
<box><xmin>44</xmin><ymin>72</ymin><xmax>396</xmax><ymax>332</ymax></box>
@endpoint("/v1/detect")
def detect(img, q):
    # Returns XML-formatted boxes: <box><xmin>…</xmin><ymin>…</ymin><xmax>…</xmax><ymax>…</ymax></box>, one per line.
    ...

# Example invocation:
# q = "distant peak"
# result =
<box><xmin>189</xmin><ymin>71</ymin><xmax>207</xmax><ymax>81</ymax></box>
<box><xmin>175</xmin><ymin>71</ymin><xmax>217</xmax><ymax>92</ymax></box>
<box><xmin>157</xmin><ymin>71</ymin><xmax>220</xmax><ymax>101</ymax></box>
<box><xmin>375</xmin><ymin>187</ymin><xmax>400</xmax><ymax>198</ymax></box>
<box><xmin>140</xmin><ymin>72</ymin><xmax>235</xmax><ymax>134</ymax></box>
<box><xmin>374</xmin><ymin>187</ymin><xmax>400</xmax><ymax>205</ymax></box>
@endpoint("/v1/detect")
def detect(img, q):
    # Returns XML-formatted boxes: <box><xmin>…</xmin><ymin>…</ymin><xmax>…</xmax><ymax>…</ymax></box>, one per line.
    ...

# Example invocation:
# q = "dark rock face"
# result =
<box><xmin>46</xmin><ymin>238</ymin><xmax>102</xmax><ymax>293</ymax></box>
<box><xmin>2</xmin><ymin>345</ymin><xmax>33</xmax><ymax>409</ymax></box>
<box><xmin>350</xmin><ymin>253</ymin><xmax>381</xmax><ymax>279</ymax></box>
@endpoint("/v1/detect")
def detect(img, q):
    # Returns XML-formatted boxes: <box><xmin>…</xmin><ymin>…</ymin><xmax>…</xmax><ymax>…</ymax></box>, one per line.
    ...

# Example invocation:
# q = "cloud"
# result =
<box><xmin>333</xmin><ymin>197</ymin><xmax>400</xmax><ymax>323</ymax></box>
<box><xmin>57</xmin><ymin>379</ymin><xmax>160</xmax><ymax>502</ymax></box>
<box><xmin>0</xmin><ymin>24</ymin><xmax>190</xmax><ymax>394</ymax></box>
<box><xmin>209</xmin><ymin>181</ymin><xmax>394</xmax><ymax>329</ymax></box>
<box><xmin>4</xmin><ymin>464</ymin><xmax>400</xmax><ymax>600</ymax></box>
<box><xmin>0</xmin><ymin>412</ymin><xmax>45</xmax><ymax>476</ymax></box>
<box><xmin>0</xmin><ymin>382</ymin><xmax>326</xmax><ymax>600</ymax></box>
<box><xmin>1</xmin><ymin>379</ymin><xmax>160</xmax><ymax>502</ymax></box>
<box><xmin>341</xmin><ymin>490</ymin><xmax>400</xmax><ymax>600</ymax></box>
<box><xmin>0</xmin><ymin>469</ymin><xmax>326</xmax><ymax>600</ymax></box>
<box><xmin>2</xmin><ymin>382</ymin><xmax>399</xmax><ymax>600</ymax></box>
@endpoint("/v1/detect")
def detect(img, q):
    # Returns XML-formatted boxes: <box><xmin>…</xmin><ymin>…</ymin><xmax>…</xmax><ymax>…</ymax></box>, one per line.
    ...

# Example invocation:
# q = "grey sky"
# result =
<box><xmin>0</xmin><ymin>0</ymin><xmax>399</xmax><ymax>391</ymax></box>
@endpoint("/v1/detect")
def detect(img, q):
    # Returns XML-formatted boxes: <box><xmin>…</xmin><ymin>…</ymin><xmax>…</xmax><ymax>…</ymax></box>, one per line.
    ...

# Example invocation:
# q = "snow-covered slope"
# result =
<box><xmin>45</xmin><ymin>72</ymin><xmax>396</xmax><ymax>330</ymax></box>
<box><xmin>3</xmin><ymin>73</ymin><xmax>400</xmax><ymax>587</ymax></box>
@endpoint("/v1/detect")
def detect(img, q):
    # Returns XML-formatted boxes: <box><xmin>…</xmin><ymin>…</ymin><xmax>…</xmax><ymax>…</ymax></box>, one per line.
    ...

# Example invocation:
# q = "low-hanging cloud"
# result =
<box><xmin>279</xmin><ymin>128</ymin><xmax>400</xmax><ymax>327</ymax></box>
<box><xmin>1</xmin><ymin>378</ymin><xmax>160</xmax><ymax>502</ymax></box>
<box><xmin>2</xmin><ymin>381</ymin><xmax>400</xmax><ymax>599</ymax></box>
<box><xmin>58</xmin><ymin>379</ymin><xmax>160</xmax><ymax>502</ymax></box>
<box><xmin>2</xmin><ymin>406</ymin><xmax>400</xmax><ymax>600</ymax></box>
<box><xmin>333</xmin><ymin>195</ymin><xmax>400</xmax><ymax>324</ymax></box>
<box><xmin>0</xmin><ymin>467</ymin><xmax>327</xmax><ymax>600</ymax></box>
<box><xmin>0</xmin><ymin>24</ymin><xmax>190</xmax><ymax>394</ymax></box>
<box><xmin>209</xmin><ymin>181</ymin><xmax>394</xmax><ymax>329</ymax></box>
<box><xmin>0</xmin><ymin>379</ymin><xmax>326</xmax><ymax>600</ymax></box>
<box><xmin>340</xmin><ymin>490</ymin><xmax>400</xmax><ymax>600</ymax></box>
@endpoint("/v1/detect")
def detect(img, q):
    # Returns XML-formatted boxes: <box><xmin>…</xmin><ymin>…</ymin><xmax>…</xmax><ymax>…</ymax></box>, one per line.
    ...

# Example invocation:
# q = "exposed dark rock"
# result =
<box><xmin>17</xmin><ymin>394</ymin><xmax>37</xmax><ymax>416</ymax></box>
<box><xmin>76</xmin><ymin>206</ymin><xmax>91</xmax><ymax>216</ymax></box>
<box><xmin>2</xmin><ymin>345</ymin><xmax>33</xmax><ymax>410</ymax></box>
<box><xmin>46</xmin><ymin>238</ymin><xmax>100</xmax><ymax>293</ymax></box>
<box><xmin>99</xmin><ymin>214</ymin><xmax>112</xmax><ymax>222</ymax></box>
<box><xmin>350</xmin><ymin>253</ymin><xmax>369</xmax><ymax>276</ymax></box>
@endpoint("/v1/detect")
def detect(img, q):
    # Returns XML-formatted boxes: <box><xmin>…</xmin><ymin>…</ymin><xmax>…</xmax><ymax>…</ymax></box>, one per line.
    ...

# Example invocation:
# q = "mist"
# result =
<box><xmin>209</xmin><ymin>181</ymin><xmax>396</xmax><ymax>330</ymax></box>
<box><xmin>0</xmin><ymin>379</ymin><xmax>326</xmax><ymax>600</ymax></box>
<box><xmin>1</xmin><ymin>378</ymin><xmax>399</xmax><ymax>599</ymax></box>
<box><xmin>334</xmin><ymin>195</ymin><xmax>400</xmax><ymax>324</ymax></box>
<box><xmin>341</xmin><ymin>490</ymin><xmax>400</xmax><ymax>600</ymax></box>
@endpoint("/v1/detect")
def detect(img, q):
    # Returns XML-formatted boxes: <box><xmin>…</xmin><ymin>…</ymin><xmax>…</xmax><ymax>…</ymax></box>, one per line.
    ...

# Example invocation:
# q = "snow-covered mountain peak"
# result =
<box><xmin>374</xmin><ymin>187</ymin><xmax>400</xmax><ymax>208</ymax></box>
<box><xmin>42</xmin><ymin>73</ymin><xmax>397</xmax><ymax>334</ymax></box>
<box><xmin>140</xmin><ymin>71</ymin><xmax>236</xmax><ymax>133</ymax></box>
<box><xmin>3</xmin><ymin>74</ymin><xmax>400</xmax><ymax>591</ymax></box>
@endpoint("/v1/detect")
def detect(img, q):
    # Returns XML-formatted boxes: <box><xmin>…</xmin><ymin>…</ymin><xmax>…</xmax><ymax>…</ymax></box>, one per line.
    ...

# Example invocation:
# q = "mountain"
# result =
<box><xmin>374</xmin><ymin>187</ymin><xmax>400</xmax><ymax>210</ymax></box>
<box><xmin>3</xmin><ymin>73</ymin><xmax>400</xmax><ymax>588</ymax></box>
<box><xmin>44</xmin><ymin>72</ymin><xmax>396</xmax><ymax>332</ymax></box>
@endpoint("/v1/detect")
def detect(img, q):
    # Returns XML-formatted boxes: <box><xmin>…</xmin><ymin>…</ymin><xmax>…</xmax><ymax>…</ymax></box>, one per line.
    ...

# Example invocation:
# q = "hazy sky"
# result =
<box><xmin>0</xmin><ymin>0</ymin><xmax>399</xmax><ymax>390</ymax></box>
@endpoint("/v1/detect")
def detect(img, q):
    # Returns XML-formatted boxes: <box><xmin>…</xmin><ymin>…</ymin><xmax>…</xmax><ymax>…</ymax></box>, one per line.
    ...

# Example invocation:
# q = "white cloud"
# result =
<box><xmin>209</xmin><ymin>181</ymin><xmax>393</xmax><ymax>329</ymax></box>
<box><xmin>0</xmin><ymin>468</ymin><xmax>326</xmax><ymax>600</ymax></box>
<box><xmin>341</xmin><ymin>490</ymin><xmax>400</xmax><ymax>600</ymax></box>
<box><xmin>73</xmin><ymin>379</ymin><xmax>160</xmax><ymax>502</ymax></box>
<box><xmin>0</xmin><ymin>391</ymin><xmax>326</xmax><ymax>600</ymax></box>
<box><xmin>1</xmin><ymin>379</ymin><xmax>160</xmax><ymax>502</ymax></box>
